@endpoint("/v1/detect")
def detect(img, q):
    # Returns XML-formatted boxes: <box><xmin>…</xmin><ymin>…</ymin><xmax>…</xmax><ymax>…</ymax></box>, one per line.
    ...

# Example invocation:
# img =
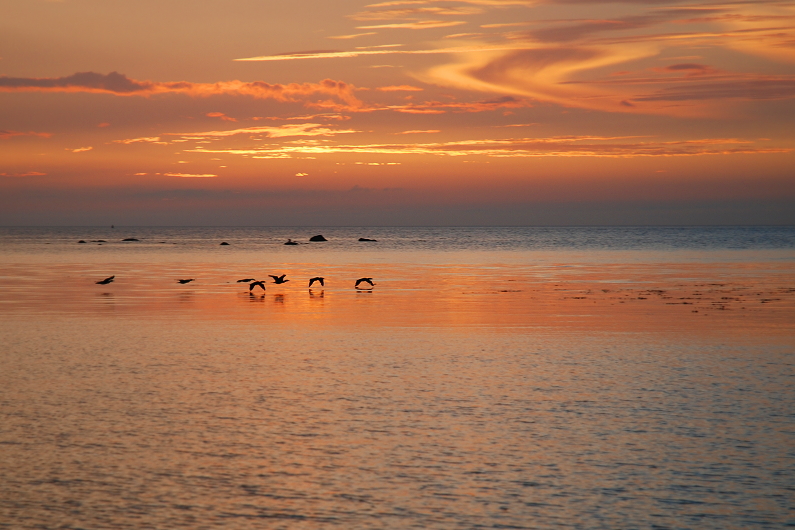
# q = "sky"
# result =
<box><xmin>1</xmin><ymin>0</ymin><xmax>794</xmax><ymax>226</ymax></box>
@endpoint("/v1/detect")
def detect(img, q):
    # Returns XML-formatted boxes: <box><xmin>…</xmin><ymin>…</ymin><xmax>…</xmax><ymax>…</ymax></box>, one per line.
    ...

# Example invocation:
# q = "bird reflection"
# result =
<box><xmin>273</xmin><ymin>294</ymin><xmax>285</xmax><ymax>304</ymax></box>
<box><xmin>248</xmin><ymin>292</ymin><xmax>265</xmax><ymax>302</ymax></box>
<box><xmin>309</xmin><ymin>289</ymin><xmax>325</xmax><ymax>299</ymax></box>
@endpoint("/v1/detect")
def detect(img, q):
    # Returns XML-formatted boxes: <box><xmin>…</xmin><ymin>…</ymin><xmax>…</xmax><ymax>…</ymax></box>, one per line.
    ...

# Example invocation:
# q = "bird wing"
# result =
<box><xmin>319</xmin><ymin>278</ymin><xmax>325</xmax><ymax>286</ymax></box>
<box><xmin>309</xmin><ymin>278</ymin><xmax>317</xmax><ymax>287</ymax></box>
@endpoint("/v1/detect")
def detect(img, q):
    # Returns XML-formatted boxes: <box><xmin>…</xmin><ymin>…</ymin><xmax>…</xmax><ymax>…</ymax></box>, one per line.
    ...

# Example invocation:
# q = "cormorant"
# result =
<box><xmin>269</xmin><ymin>274</ymin><xmax>289</xmax><ymax>284</ymax></box>
<box><xmin>355</xmin><ymin>277</ymin><xmax>375</xmax><ymax>288</ymax></box>
<box><xmin>249</xmin><ymin>281</ymin><xmax>267</xmax><ymax>292</ymax></box>
<box><xmin>309</xmin><ymin>277</ymin><xmax>325</xmax><ymax>287</ymax></box>
<box><xmin>96</xmin><ymin>275</ymin><xmax>115</xmax><ymax>285</ymax></box>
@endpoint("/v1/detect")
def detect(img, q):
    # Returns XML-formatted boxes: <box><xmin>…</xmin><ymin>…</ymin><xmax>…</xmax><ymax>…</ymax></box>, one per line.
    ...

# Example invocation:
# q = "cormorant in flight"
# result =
<box><xmin>96</xmin><ymin>275</ymin><xmax>115</xmax><ymax>285</ymax></box>
<box><xmin>237</xmin><ymin>278</ymin><xmax>256</xmax><ymax>283</ymax></box>
<box><xmin>177</xmin><ymin>279</ymin><xmax>195</xmax><ymax>284</ymax></box>
<box><xmin>309</xmin><ymin>277</ymin><xmax>325</xmax><ymax>287</ymax></box>
<box><xmin>355</xmin><ymin>277</ymin><xmax>375</xmax><ymax>288</ymax></box>
<box><xmin>269</xmin><ymin>274</ymin><xmax>289</xmax><ymax>284</ymax></box>
<box><xmin>249</xmin><ymin>281</ymin><xmax>267</xmax><ymax>292</ymax></box>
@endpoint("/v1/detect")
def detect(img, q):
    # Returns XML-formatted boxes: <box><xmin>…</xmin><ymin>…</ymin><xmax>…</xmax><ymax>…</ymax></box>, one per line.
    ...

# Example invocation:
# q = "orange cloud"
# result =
<box><xmin>187</xmin><ymin>136</ymin><xmax>791</xmax><ymax>159</ymax></box>
<box><xmin>358</xmin><ymin>20</ymin><xmax>467</xmax><ymax>29</ymax></box>
<box><xmin>351</xmin><ymin>7</ymin><xmax>483</xmax><ymax>20</ymax></box>
<box><xmin>68</xmin><ymin>147</ymin><xmax>93</xmax><ymax>153</ymax></box>
<box><xmin>396</xmin><ymin>129</ymin><xmax>441</xmax><ymax>133</ymax></box>
<box><xmin>377</xmin><ymin>85</ymin><xmax>424</xmax><ymax>91</ymax></box>
<box><xmin>0</xmin><ymin>72</ymin><xmax>363</xmax><ymax>109</ymax></box>
<box><xmin>164</xmin><ymin>173</ymin><xmax>219</xmax><ymax>178</ymax></box>
<box><xmin>0</xmin><ymin>171</ymin><xmax>47</xmax><ymax>177</ymax></box>
<box><xmin>367</xmin><ymin>1</ymin><xmax>535</xmax><ymax>6</ymax></box>
<box><xmin>387</xmin><ymin>95</ymin><xmax>531</xmax><ymax>113</ymax></box>
<box><xmin>329</xmin><ymin>32</ymin><xmax>378</xmax><ymax>39</ymax></box>
<box><xmin>166</xmin><ymin>123</ymin><xmax>359</xmax><ymax>139</ymax></box>
<box><xmin>0</xmin><ymin>130</ymin><xmax>52</xmax><ymax>139</ymax></box>
<box><xmin>113</xmin><ymin>136</ymin><xmax>166</xmax><ymax>144</ymax></box>
<box><xmin>206</xmin><ymin>112</ymin><xmax>237</xmax><ymax>122</ymax></box>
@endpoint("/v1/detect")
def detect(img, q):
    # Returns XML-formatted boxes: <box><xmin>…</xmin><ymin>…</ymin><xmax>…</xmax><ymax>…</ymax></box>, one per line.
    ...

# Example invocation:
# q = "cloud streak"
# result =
<box><xmin>186</xmin><ymin>136</ymin><xmax>790</xmax><ymax>159</ymax></box>
<box><xmin>167</xmin><ymin>123</ymin><xmax>360</xmax><ymax>139</ymax></box>
<box><xmin>0</xmin><ymin>130</ymin><xmax>52</xmax><ymax>140</ymax></box>
<box><xmin>0</xmin><ymin>72</ymin><xmax>363</xmax><ymax>108</ymax></box>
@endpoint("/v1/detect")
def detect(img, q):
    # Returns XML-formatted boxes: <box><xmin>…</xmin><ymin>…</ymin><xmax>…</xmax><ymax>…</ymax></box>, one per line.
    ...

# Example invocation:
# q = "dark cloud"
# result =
<box><xmin>636</xmin><ymin>79</ymin><xmax>795</xmax><ymax>101</ymax></box>
<box><xmin>0</xmin><ymin>71</ymin><xmax>155</xmax><ymax>93</ymax></box>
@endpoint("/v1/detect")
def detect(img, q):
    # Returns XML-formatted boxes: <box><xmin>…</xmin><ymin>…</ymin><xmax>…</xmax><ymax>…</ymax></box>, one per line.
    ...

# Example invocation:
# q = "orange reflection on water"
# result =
<box><xmin>1</xmin><ymin>260</ymin><xmax>793</xmax><ymax>338</ymax></box>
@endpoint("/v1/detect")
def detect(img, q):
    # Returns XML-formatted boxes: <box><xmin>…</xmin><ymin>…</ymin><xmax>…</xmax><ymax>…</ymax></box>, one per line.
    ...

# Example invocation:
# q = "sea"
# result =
<box><xmin>1</xmin><ymin>226</ymin><xmax>793</xmax><ymax>529</ymax></box>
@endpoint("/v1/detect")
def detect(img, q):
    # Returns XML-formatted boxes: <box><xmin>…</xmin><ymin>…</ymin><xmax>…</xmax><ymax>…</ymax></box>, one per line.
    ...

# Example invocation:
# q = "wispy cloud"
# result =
<box><xmin>0</xmin><ymin>171</ymin><xmax>47</xmax><ymax>177</ymax></box>
<box><xmin>206</xmin><ymin>111</ymin><xmax>237</xmax><ymax>122</ymax></box>
<box><xmin>351</xmin><ymin>7</ymin><xmax>483</xmax><ymax>20</ymax></box>
<box><xmin>358</xmin><ymin>20</ymin><xmax>467</xmax><ymax>29</ymax></box>
<box><xmin>186</xmin><ymin>136</ymin><xmax>789</xmax><ymax>159</ymax></box>
<box><xmin>164</xmin><ymin>173</ymin><xmax>219</xmax><ymax>178</ymax></box>
<box><xmin>68</xmin><ymin>146</ymin><xmax>93</xmax><ymax>153</ymax></box>
<box><xmin>113</xmin><ymin>136</ymin><xmax>167</xmax><ymax>145</ymax></box>
<box><xmin>376</xmin><ymin>84</ymin><xmax>424</xmax><ymax>91</ymax></box>
<box><xmin>0</xmin><ymin>130</ymin><xmax>52</xmax><ymax>139</ymax></box>
<box><xmin>367</xmin><ymin>1</ymin><xmax>535</xmax><ymax>6</ymax></box>
<box><xmin>166</xmin><ymin>123</ymin><xmax>360</xmax><ymax>139</ymax></box>
<box><xmin>0</xmin><ymin>72</ymin><xmax>363</xmax><ymax>109</ymax></box>
<box><xmin>329</xmin><ymin>32</ymin><xmax>378</xmax><ymax>39</ymax></box>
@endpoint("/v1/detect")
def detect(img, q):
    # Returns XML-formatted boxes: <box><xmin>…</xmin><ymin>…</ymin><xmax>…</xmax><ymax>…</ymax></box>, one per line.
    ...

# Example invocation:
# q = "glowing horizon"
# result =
<box><xmin>1</xmin><ymin>0</ymin><xmax>793</xmax><ymax>225</ymax></box>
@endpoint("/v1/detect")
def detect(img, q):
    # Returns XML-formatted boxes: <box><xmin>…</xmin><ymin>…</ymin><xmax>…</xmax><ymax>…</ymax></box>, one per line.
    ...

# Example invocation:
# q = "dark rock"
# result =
<box><xmin>309</xmin><ymin>235</ymin><xmax>327</xmax><ymax>242</ymax></box>
<box><xmin>358</xmin><ymin>237</ymin><xmax>377</xmax><ymax>242</ymax></box>
<box><xmin>122</xmin><ymin>238</ymin><xmax>139</xmax><ymax>241</ymax></box>
<box><xmin>220</xmin><ymin>242</ymin><xmax>230</xmax><ymax>245</ymax></box>
<box><xmin>78</xmin><ymin>240</ymin><xmax>86</xmax><ymax>243</ymax></box>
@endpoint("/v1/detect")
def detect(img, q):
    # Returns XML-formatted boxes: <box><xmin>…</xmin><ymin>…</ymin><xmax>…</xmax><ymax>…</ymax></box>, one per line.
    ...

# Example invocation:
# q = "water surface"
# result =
<box><xmin>1</xmin><ymin>226</ymin><xmax>793</xmax><ymax>529</ymax></box>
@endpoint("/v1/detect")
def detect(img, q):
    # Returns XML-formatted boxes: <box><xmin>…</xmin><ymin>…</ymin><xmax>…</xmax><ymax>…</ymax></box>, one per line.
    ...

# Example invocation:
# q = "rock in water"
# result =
<box><xmin>309</xmin><ymin>235</ymin><xmax>327</xmax><ymax>242</ymax></box>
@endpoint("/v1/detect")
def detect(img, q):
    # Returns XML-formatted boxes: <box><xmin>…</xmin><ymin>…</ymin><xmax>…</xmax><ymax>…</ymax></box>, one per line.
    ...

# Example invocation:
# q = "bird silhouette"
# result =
<box><xmin>355</xmin><ymin>277</ymin><xmax>375</xmax><ymax>288</ymax></box>
<box><xmin>309</xmin><ymin>277</ymin><xmax>325</xmax><ymax>287</ymax></box>
<box><xmin>96</xmin><ymin>275</ymin><xmax>115</xmax><ymax>285</ymax></box>
<box><xmin>249</xmin><ymin>281</ymin><xmax>267</xmax><ymax>292</ymax></box>
<box><xmin>177</xmin><ymin>279</ymin><xmax>195</xmax><ymax>284</ymax></box>
<box><xmin>237</xmin><ymin>278</ymin><xmax>256</xmax><ymax>283</ymax></box>
<box><xmin>269</xmin><ymin>274</ymin><xmax>289</xmax><ymax>284</ymax></box>
<box><xmin>284</xmin><ymin>239</ymin><xmax>298</xmax><ymax>245</ymax></box>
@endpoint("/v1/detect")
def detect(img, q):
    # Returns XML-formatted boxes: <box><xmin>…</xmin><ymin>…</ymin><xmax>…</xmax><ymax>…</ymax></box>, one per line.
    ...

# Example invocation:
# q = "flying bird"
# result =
<box><xmin>95</xmin><ymin>275</ymin><xmax>115</xmax><ymax>285</ymax></box>
<box><xmin>269</xmin><ymin>274</ymin><xmax>289</xmax><ymax>284</ymax></box>
<box><xmin>309</xmin><ymin>277</ymin><xmax>325</xmax><ymax>287</ymax></box>
<box><xmin>249</xmin><ymin>281</ymin><xmax>267</xmax><ymax>292</ymax></box>
<box><xmin>237</xmin><ymin>278</ymin><xmax>256</xmax><ymax>283</ymax></box>
<box><xmin>355</xmin><ymin>277</ymin><xmax>375</xmax><ymax>288</ymax></box>
<box><xmin>177</xmin><ymin>279</ymin><xmax>195</xmax><ymax>284</ymax></box>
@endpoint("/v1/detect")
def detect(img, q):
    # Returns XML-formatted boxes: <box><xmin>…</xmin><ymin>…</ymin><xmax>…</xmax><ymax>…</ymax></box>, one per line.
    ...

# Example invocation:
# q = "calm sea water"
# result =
<box><xmin>1</xmin><ymin>226</ymin><xmax>794</xmax><ymax>529</ymax></box>
<box><xmin>3</xmin><ymin>225</ymin><xmax>795</xmax><ymax>255</ymax></box>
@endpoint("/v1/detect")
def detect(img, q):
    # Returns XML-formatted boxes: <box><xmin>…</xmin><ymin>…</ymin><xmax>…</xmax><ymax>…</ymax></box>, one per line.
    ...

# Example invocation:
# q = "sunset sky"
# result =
<box><xmin>1</xmin><ymin>0</ymin><xmax>793</xmax><ymax>225</ymax></box>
